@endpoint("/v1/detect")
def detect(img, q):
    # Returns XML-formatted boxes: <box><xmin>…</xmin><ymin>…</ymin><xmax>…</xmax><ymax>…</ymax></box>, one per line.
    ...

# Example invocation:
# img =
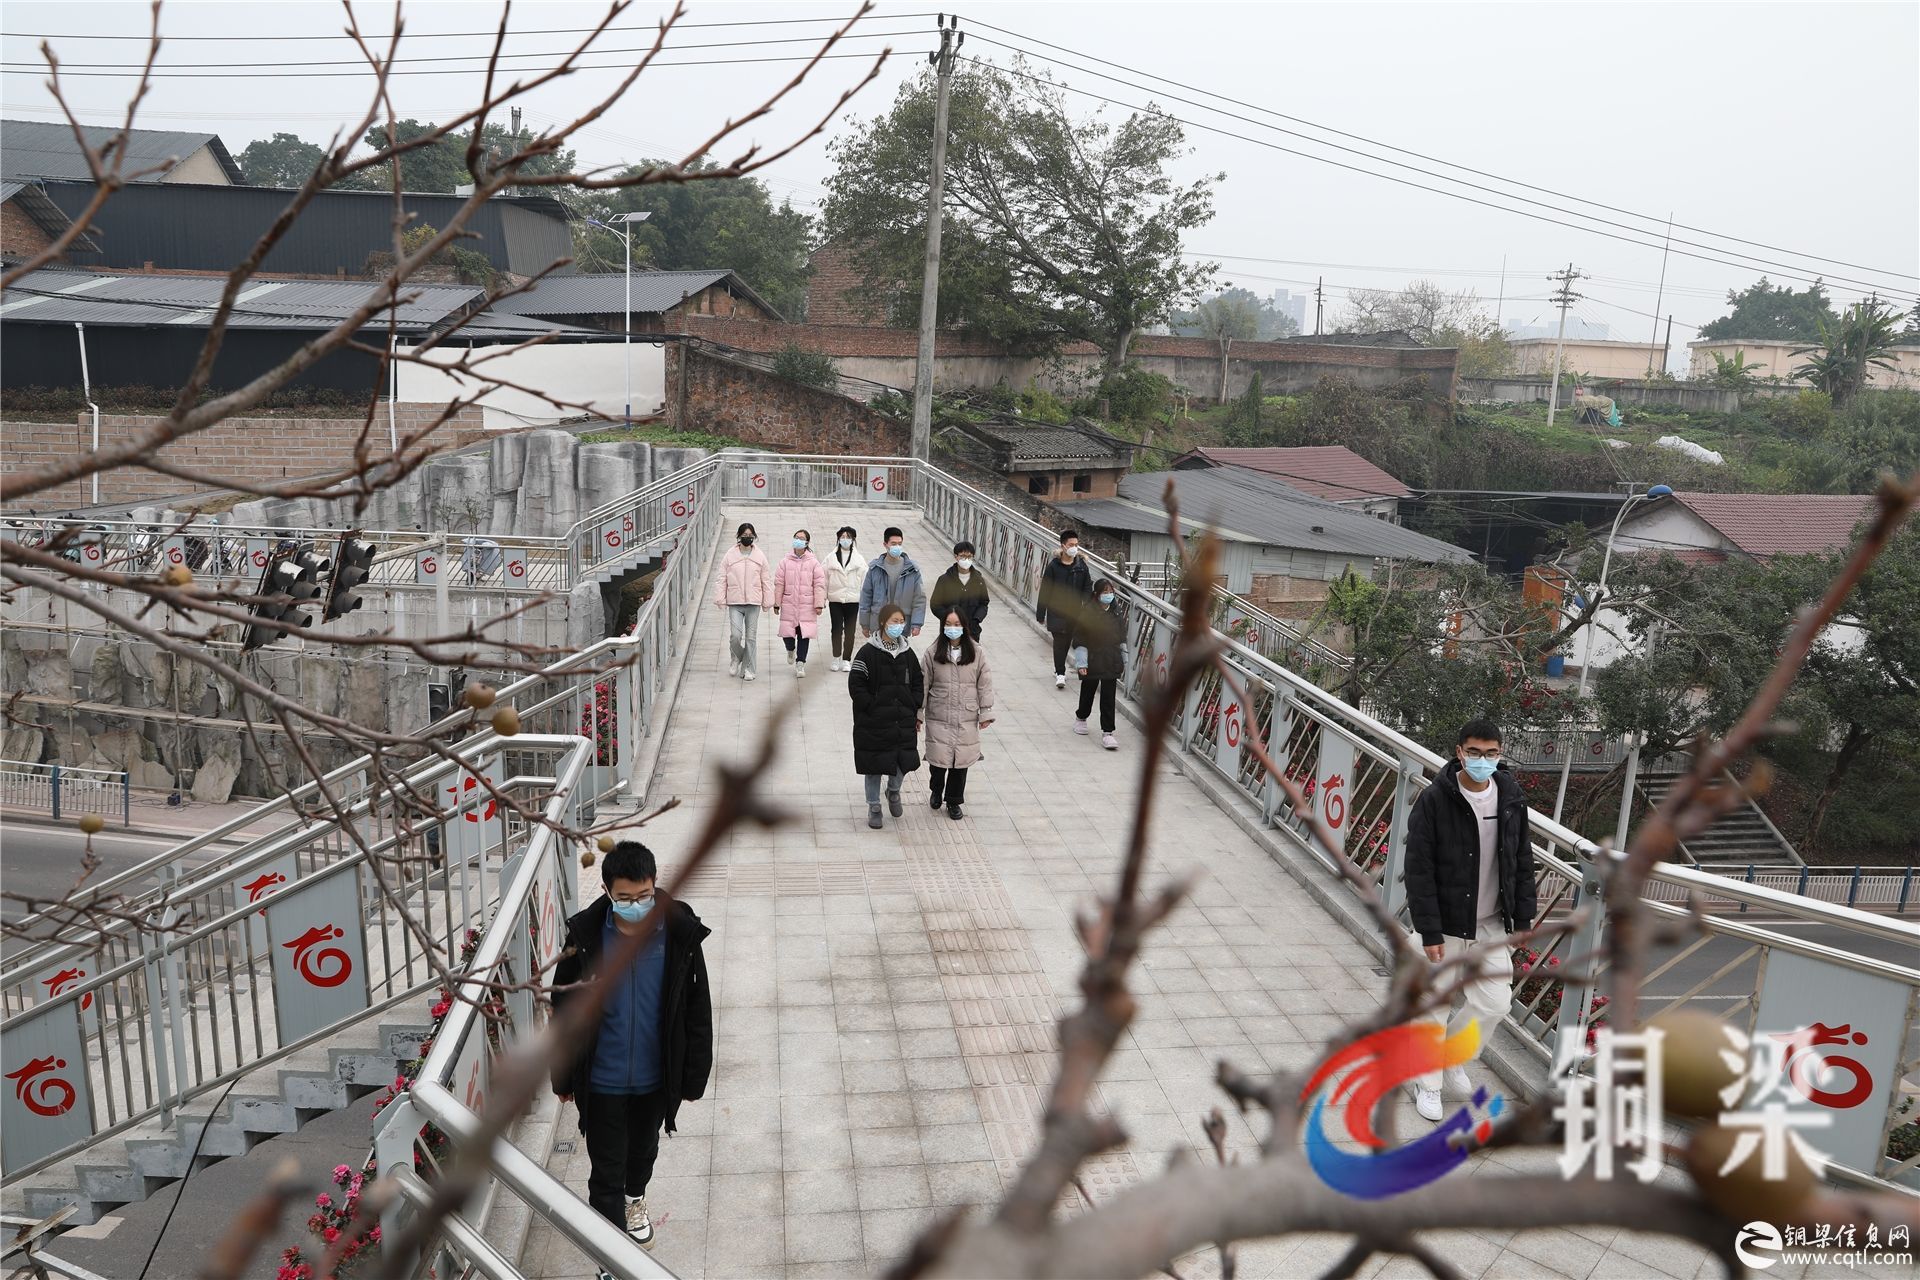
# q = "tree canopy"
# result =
<box><xmin>237</xmin><ymin>132</ymin><xmax>330</xmax><ymax>188</ymax></box>
<box><xmin>1171</xmin><ymin>287</ymin><xmax>1299</xmax><ymax>341</ymax></box>
<box><xmin>1336</xmin><ymin>280</ymin><xmax>1488</xmax><ymax>343</ymax></box>
<box><xmin>821</xmin><ymin>57</ymin><xmax>1220</xmax><ymax>368</ymax></box>
<box><xmin>1698</xmin><ymin>277</ymin><xmax>1837</xmax><ymax>342</ymax></box>
<box><xmin>567</xmin><ymin>162</ymin><xmax>813</xmax><ymax>320</ymax></box>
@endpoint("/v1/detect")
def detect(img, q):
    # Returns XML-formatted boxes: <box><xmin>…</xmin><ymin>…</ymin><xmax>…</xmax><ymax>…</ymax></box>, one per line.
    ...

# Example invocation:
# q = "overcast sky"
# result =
<box><xmin>5</xmin><ymin>2</ymin><xmax>1916</xmax><ymax>363</ymax></box>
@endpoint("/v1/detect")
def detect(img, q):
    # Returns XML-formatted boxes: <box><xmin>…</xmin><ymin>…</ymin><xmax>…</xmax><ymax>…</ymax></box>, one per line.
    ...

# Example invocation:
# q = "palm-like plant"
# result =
<box><xmin>1792</xmin><ymin>298</ymin><xmax>1902</xmax><ymax>406</ymax></box>
<box><xmin>1708</xmin><ymin>348</ymin><xmax>1763</xmax><ymax>389</ymax></box>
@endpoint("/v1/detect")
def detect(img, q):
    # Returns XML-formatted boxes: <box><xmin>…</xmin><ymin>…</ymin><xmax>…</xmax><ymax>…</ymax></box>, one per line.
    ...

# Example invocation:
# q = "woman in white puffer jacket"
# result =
<box><xmin>822</xmin><ymin>525</ymin><xmax>867</xmax><ymax>673</ymax></box>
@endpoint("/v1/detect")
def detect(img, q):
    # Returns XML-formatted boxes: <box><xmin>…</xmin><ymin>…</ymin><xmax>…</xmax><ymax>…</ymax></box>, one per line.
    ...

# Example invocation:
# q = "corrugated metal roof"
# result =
<box><xmin>441</xmin><ymin>311</ymin><xmax>616</xmax><ymax>340</ymax></box>
<box><xmin>1076</xmin><ymin>466</ymin><xmax>1469</xmax><ymax>563</ymax></box>
<box><xmin>1653</xmin><ymin>492</ymin><xmax>1875</xmax><ymax>560</ymax></box>
<box><xmin>0</xmin><ymin>180</ymin><xmax>96</xmax><ymax>251</ymax></box>
<box><xmin>2</xmin><ymin>119</ymin><xmax>243</xmax><ymax>183</ymax></box>
<box><xmin>1179</xmin><ymin>445</ymin><xmax>1412</xmax><ymax>501</ymax></box>
<box><xmin>960</xmin><ymin>421</ymin><xmax>1135</xmax><ymax>466</ymax></box>
<box><xmin>0</xmin><ymin>269</ymin><xmax>479</xmax><ymax>331</ymax></box>
<box><xmin>489</xmin><ymin>270</ymin><xmax>778</xmax><ymax>318</ymax></box>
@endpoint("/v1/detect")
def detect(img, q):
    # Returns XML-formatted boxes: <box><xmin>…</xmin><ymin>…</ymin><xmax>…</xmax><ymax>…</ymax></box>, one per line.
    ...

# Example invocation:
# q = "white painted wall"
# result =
<box><xmin>396</xmin><ymin>340</ymin><xmax>666</xmax><ymax>425</ymax></box>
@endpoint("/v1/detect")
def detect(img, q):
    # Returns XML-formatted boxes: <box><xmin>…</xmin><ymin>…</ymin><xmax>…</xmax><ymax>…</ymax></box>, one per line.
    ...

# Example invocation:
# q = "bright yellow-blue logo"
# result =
<box><xmin>1299</xmin><ymin>1021</ymin><xmax>1504</xmax><ymax>1198</ymax></box>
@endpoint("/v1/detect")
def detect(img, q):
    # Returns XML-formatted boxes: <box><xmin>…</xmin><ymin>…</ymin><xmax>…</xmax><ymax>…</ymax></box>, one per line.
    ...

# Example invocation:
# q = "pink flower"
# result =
<box><xmin>333</xmin><ymin>1163</ymin><xmax>352</xmax><ymax>1180</ymax></box>
<box><xmin>430</xmin><ymin>999</ymin><xmax>452</xmax><ymax>1019</ymax></box>
<box><xmin>369</xmin><ymin>1227</ymin><xmax>382</xmax><ymax>1243</ymax></box>
<box><xmin>314</xmin><ymin>1193</ymin><xmax>332</xmax><ymax>1209</ymax></box>
<box><xmin>322</xmin><ymin>1227</ymin><xmax>340</xmax><ymax>1244</ymax></box>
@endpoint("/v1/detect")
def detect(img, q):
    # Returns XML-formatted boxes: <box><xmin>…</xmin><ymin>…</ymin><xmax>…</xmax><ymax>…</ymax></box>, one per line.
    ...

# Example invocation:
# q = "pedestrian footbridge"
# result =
<box><xmin>3</xmin><ymin>455</ymin><xmax>1915</xmax><ymax>1280</ymax></box>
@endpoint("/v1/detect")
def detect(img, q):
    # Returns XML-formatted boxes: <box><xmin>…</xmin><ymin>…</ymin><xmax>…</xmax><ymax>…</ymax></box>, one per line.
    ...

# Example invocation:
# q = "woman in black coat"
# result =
<box><xmin>849</xmin><ymin>601</ymin><xmax>925</xmax><ymax>828</ymax></box>
<box><xmin>1070</xmin><ymin>578</ymin><xmax>1127</xmax><ymax>750</ymax></box>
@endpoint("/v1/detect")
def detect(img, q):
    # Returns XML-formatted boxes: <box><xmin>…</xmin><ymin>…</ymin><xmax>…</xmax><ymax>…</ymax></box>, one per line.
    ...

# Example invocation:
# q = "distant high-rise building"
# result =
<box><xmin>1269</xmin><ymin>288</ymin><xmax>1309</xmax><ymax>331</ymax></box>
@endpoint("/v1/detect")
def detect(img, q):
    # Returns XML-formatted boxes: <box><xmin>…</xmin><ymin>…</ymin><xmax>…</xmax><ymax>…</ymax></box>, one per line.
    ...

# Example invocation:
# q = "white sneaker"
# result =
<box><xmin>1444</xmin><ymin>1065</ymin><xmax>1472</xmax><ymax>1095</ymax></box>
<box><xmin>625</xmin><ymin>1194</ymin><xmax>654</xmax><ymax>1247</ymax></box>
<box><xmin>1073</xmin><ymin>718</ymin><xmax>1089</xmax><ymax>735</ymax></box>
<box><xmin>1413</xmin><ymin>1086</ymin><xmax>1443</xmax><ymax>1122</ymax></box>
<box><xmin>1101</xmin><ymin>733</ymin><xmax>1118</xmax><ymax>750</ymax></box>
<box><xmin>796</xmin><ymin>662</ymin><xmax>807</xmax><ymax>678</ymax></box>
<box><xmin>785</xmin><ymin>648</ymin><xmax>795</xmax><ymax>665</ymax></box>
<box><xmin>1055</xmin><ymin>674</ymin><xmax>1067</xmax><ymax>689</ymax></box>
<box><xmin>744</xmin><ymin>670</ymin><xmax>756</xmax><ymax>682</ymax></box>
<box><xmin>728</xmin><ymin>658</ymin><xmax>741</xmax><ymax>677</ymax></box>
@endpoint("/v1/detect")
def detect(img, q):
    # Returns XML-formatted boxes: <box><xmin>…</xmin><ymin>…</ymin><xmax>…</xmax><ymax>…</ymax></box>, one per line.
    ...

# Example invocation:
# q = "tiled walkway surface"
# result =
<box><xmin>525</xmin><ymin>504</ymin><xmax>1727</xmax><ymax>1280</ymax></box>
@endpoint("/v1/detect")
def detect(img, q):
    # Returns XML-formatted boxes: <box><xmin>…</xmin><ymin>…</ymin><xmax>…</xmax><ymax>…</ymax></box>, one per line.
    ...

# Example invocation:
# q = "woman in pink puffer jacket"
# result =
<box><xmin>713</xmin><ymin>521</ymin><xmax>774</xmax><ymax>679</ymax></box>
<box><xmin>773</xmin><ymin>529</ymin><xmax>828</xmax><ymax>678</ymax></box>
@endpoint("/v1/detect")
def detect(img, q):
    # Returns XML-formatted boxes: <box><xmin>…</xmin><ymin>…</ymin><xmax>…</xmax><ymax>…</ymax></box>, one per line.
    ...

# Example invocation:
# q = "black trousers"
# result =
<box><xmin>928</xmin><ymin>765</ymin><xmax>969</xmax><ymax>805</ymax></box>
<box><xmin>828</xmin><ymin>601</ymin><xmax>859</xmax><ymax>661</ymax></box>
<box><xmin>1050</xmin><ymin>629</ymin><xmax>1074</xmax><ymax>676</ymax></box>
<box><xmin>781</xmin><ymin>634</ymin><xmax>812</xmax><ymax>661</ymax></box>
<box><xmin>1077</xmin><ymin>676</ymin><xmax>1118</xmax><ymax>733</ymax></box>
<box><xmin>583</xmin><ymin>1089</ymin><xmax>670</xmax><ymax>1227</ymax></box>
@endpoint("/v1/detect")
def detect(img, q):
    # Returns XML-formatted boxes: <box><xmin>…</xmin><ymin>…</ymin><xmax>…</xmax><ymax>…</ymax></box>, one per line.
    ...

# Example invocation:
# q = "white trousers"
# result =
<box><xmin>1416</xmin><ymin>919</ymin><xmax>1513</xmax><ymax>1089</ymax></box>
<box><xmin>728</xmin><ymin>604</ymin><xmax>761</xmax><ymax>674</ymax></box>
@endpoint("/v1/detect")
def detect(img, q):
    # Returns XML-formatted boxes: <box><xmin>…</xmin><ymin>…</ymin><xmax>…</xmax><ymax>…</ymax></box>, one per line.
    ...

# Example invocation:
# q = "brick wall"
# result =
<box><xmin>804</xmin><ymin>244</ymin><xmax>889</xmax><ymax>326</ymax></box>
<box><xmin>1</xmin><ymin>403</ymin><xmax>487</xmax><ymax>510</ymax></box>
<box><xmin>1</xmin><ymin>199</ymin><xmax>53</xmax><ymax>261</ymax></box>
<box><xmin>1008</xmin><ymin>466</ymin><xmax>1124</xmax><ymax>501</ymax></box>
<box><xmin>670</xmin><ymin>345</ymin><xmax>910</xmax><ymax>456</ymax></box>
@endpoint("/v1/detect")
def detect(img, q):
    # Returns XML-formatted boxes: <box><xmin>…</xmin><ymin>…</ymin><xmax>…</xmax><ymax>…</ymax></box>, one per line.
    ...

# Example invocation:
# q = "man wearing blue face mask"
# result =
<box><xmin>551</xmin><ymin>841</ymin><xmax>713</xmax><ymax>1256</ymax></box>
<box><xmin>1401</xmin><ymin>718</ymin><xmax>1534</xmax><ymax>1124</ymax></box>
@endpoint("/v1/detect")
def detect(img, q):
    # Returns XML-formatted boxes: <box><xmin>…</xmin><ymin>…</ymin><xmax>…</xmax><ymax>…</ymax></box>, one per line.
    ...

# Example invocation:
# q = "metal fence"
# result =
<box><xmin>0</xmin><ymin>761</ymin><xmax>128</xmax><ymax>825</ymax></box>
<box><xmin>912</xmin><ymin>456</ymin><xmax>1920</xmax><ymax>1188</ymax></box>
<box><xmin>1683</xmin><ymin>865</ymin><xmax>1919</xmax><ymax>913</ymax></box>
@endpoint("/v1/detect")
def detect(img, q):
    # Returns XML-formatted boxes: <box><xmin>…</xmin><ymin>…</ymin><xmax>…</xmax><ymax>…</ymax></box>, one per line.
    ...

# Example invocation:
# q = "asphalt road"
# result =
<box><xmin>1640</xmin><ymin>917</ymin><xmax>1920</xmax><ymax>1005</ymax></box>
<box><xmin>0</xmin><ymin>820</ymin><xmax>236</xmax><ymax>957</ymax></box>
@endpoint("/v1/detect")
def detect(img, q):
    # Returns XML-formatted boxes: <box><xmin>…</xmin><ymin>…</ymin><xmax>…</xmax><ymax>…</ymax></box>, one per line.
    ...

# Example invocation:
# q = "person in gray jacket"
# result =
<box><xmin>858</xmin><ymin>526</ymin><xmax>927</xmax><ymax>639</ymax></box>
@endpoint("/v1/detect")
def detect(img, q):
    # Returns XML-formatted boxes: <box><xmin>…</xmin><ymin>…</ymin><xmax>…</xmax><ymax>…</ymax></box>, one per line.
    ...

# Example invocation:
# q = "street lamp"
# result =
<box><xmin>1550</xmin><ymin>482</ymin><xmax>1673</xmax><ymax>828</ymax></box>
<box><xmin>586</xmin><ymin>210</ymin><xmax>651</xmax><ymax>422</ymax></box>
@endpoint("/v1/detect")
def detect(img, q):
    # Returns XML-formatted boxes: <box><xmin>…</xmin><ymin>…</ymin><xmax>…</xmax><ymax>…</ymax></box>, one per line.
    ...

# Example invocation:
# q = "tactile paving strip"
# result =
<box><xmin>900</xmin><ymin>822</ymin><xmax>1146</xmax><ymax>1202</ymax></box>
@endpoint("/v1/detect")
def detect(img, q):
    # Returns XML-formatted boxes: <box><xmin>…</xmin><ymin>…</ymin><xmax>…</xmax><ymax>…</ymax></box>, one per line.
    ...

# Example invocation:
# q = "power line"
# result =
<box><xmin>4</xmin><ymin>12</ymin><xmax>943</xmax><ymax>41</ymax></box>
<box><xmin>0</xmin><ymin>48</ymin><xmax>915</xmax><ymax>80</ymax></box>
<box><xmin>8</xmin><ymin>26</ymin><xmax>918</xmax><ymax>71</ymax></box>
<box><xmin>958</xmin><ymin>54</ymin><xmax>1920</xmax><ymax>307</ymax></box>
<box><xmin>965</xmin><ymin>17</ymin><xmax>1919</xmax><ymax>287</ymax></box>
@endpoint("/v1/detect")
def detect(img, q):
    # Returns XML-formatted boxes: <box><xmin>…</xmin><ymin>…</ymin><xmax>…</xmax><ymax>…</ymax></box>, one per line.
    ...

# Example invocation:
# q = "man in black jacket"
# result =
<box><xmin>551</xmin><ymin>841</ymin><xmax>713</xmax><ymax>1253</ymax></box>
<box><xmin>1401</xmin><ymin>718</ymin><xmax>1536</xmax><ymax>1123</ymax></box>
<box><xmin>1035</xmin><ymin>528</ymin><xmax>1092</xmax><ymax>689</ymax></box>
<box><xmin>929</xmin><ymin>540</ymin><xmax>990</xmax><ymax>638</ymax></box>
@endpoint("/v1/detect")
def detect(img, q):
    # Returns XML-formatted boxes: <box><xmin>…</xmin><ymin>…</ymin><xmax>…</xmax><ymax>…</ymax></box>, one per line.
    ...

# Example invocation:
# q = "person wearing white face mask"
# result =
<box><xmin>823</xmin><ymin>526</ymin><xmax>866</xmax><ymax>672</ymax></box>
<box><xmin>848</xmin><ymin>603</ymin><xmax>924</xmax><ymax>829</ymax></box>
<box><xmin>1400</xmin><ymin>718</ymin><xmax>1535</xmax><ymax>1124</ymax></box>
<box><xmin>929</xmin><ymin>540</ymin><xmax>990</xmax><ymax>639</ymax></box>
<box><xmin>773</xmin><ymin>529</ymin><xmax>826</xmax><ymax>677</ymax></box>
<box><xmin>919</xmin><ymin>607</ymin><xmax>996</xmax><ymax>820</ymax></box>
<box><xmin>1069</xmin><ymin>578</ymin><xmax>1126</xmax><ymax>749</ymax></box>
<box><xmin>1036</xmin><ymin>528</ymin><xmax>1092</xmax><ymax>689</ymax></box>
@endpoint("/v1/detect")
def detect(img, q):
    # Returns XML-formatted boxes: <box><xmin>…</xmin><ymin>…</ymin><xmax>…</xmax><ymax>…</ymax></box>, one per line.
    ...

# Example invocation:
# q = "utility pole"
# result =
<box><xmin>1313</xmin><ymin>276</ymin><xmax>1325</xmax><ymax>336</ymax></box>
<box><xmin>1545</xmin><ymin>262</ymin><xmax>1584</xmax><ymax>427</ymax></box>
<box><xmin>910</xmin><ymin>17</ymin><xmax>962</xmax><ymax>465</ymax></box>
<box><xmin>1495</xmin><ymin>254</ymin><xmax>1506</xmax><ymax>332</ymax></box>
<box><xmin>1662</xmin><ymin>314</ymin><xmax>1673</xmax><ymax>375</ymax></box>
<box><xmin>1646</xmin><ymin>212</ymin><xmax>1672</xmax><ymax>375</ymax></box>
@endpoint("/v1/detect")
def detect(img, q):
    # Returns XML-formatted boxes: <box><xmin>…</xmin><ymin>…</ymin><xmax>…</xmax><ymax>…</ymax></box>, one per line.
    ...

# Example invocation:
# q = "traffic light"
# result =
<box><xmin>325</xmin><ymin>533</ymin><xmax>375</xmax><ymax>621</ymax></box>
<box><xmin>241</xmin><ymin>543</ymin><xmax>328</xmax><ymax>650</ymax></box>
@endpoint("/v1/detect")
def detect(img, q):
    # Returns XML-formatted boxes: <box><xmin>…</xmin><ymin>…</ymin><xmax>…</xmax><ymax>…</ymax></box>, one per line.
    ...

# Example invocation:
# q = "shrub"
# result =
<box><xmin>771</xmin><ymin>343</ymin><xmax>839</xmax><ymax>390</ymax></box>
<box><xmin>981</xmin><ymin>379</ymin><xmax>1017</xmax><ymax>414</ymax></box>
<box><xmin>1017</xmin><ymin>385</ymin><xmax>1071</xmax><ymax>424</ymax></box>
<box><xmin>1082</xmin><ymin>363</ymin><xmax>1174</xmax><ymax>422</ymax></box>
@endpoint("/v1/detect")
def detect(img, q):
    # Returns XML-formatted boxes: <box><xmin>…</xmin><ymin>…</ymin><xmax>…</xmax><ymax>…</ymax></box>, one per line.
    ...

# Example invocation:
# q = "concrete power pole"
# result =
<box><xmin>1313</xmin><ymin>276</ymin><xmax>1325</xmax><ymax>336</ymax></box>
<box><xmin>1544</xmin><ymin>262</ymin><xmax>1584</xmax><ymax>427</ymax></box>
<box><xmin>909</xmin><ymin>18</ymin><xmax>962</xmax><ymax>465</ymax></box>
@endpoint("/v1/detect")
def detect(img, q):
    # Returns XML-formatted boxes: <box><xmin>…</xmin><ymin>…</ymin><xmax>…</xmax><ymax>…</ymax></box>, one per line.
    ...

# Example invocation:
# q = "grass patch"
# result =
<box><xmin>576</xmin><ymin>423</ymin><xmax>745</xmax><ymax>450</ymax></box>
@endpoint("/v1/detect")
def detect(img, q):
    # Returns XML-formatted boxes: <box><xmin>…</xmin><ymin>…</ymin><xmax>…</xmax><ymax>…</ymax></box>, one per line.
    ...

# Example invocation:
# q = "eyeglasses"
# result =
<box><xmin>1461</xmin><ymin>748</ymin><xmax>1501</xmax><ymax>760</ymax></box>
<box><xmin>609</xmin><ymin>891</ymin><xmax>655</xmax><ymax>905</ymax></box>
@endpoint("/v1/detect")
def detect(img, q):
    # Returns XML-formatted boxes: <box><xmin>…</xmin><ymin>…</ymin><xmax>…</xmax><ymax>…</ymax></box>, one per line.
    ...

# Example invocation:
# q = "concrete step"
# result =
<box><xmin>1</xmin><ymin>1002</ymin><xmax>437</xmax><ymax>1227</ymax></box>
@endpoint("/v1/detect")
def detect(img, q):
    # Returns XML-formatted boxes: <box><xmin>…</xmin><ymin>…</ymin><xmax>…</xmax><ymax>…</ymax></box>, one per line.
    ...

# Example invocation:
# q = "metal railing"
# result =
<box><xmin>911</xmin><ymin>456</ymin><xmax>1920</xmax><ymax>1188</ymax></box>
<box><xmin>1685</xmin><ymin>864</ymin><xmax>1919</xmax><ymax>913</ymax></box>
<box><xmin>0</xmin><ymin>458</ymin><xmax>725</xmax><ymax>985</ymax></box>
<box><xmin>0</xmin><ymin>761</ymin><xmax>128</xmax><ymax>825</ymax></box>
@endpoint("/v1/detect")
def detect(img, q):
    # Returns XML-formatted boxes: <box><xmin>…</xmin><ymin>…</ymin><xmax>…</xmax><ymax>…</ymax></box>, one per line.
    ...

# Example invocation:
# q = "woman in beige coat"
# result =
<box><xmin>919</xmin><ymin>607</ymin><xmax>996</xmax><ymax>820</ymax></box>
